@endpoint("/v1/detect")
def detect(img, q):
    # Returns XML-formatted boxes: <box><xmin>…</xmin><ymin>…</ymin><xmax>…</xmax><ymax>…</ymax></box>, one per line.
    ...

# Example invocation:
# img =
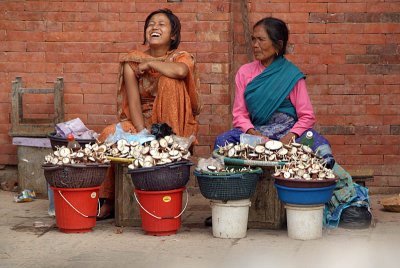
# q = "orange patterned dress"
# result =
<box><xmin>98</xmin><ymin>49</ymin><xmax>201</xmax><ymax>199</ymax></box>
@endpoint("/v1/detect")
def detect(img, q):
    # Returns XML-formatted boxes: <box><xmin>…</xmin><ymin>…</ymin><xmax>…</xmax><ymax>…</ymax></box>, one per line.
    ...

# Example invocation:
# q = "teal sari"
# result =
<box><xmin>244</xmin><ymin>56</ymin><xmax>305</xmax><ymax>126</ymax></box>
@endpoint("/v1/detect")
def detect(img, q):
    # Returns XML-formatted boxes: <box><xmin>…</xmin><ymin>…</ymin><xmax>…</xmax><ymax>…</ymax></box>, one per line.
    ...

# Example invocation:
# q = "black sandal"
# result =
<box><xmin>204</xmin><ymin>216</ymin><xmax>212</xmax><ymax>227</ymax></box>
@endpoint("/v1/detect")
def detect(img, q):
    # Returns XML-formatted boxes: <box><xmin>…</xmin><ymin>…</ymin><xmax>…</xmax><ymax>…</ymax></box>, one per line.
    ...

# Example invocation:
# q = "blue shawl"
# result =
<box><xmin>244</xmin><ymin>57</ymin><xmax>305</xmax><ymax>126</ymax></box>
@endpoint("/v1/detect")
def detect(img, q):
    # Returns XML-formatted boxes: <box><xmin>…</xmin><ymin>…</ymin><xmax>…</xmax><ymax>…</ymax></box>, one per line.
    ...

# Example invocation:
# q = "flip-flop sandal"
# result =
<box><xmin>96</xmin><ymin>210</ymin><xmax>114</xmax><ymax>221</ymax></box>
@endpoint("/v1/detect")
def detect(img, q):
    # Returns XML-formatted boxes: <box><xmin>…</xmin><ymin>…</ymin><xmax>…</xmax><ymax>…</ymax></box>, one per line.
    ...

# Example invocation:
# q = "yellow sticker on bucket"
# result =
<box><xmin>91</xmin><ymin>192</ymin><xmax>97</xmax><ymax>199</ymax></box>
<box><xmin>163</xmin><ymin>196</ymin><xmax>171</xmax><ymax>203</ymax></box>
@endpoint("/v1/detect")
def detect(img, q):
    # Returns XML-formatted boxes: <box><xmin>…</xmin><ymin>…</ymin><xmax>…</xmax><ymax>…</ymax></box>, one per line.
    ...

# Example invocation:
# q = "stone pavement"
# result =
<box><xmin>0</xmin><ymin>189</ymin><xmax>399</xmax><ymax>268</ymax></box>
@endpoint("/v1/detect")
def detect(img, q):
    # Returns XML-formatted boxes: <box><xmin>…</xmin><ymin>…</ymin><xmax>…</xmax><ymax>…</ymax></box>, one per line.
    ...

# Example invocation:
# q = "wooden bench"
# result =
<box><xmin>348</xmin><ymin>168</ymin><xmax>374</xmax><ymax>187</ymax></box>
<box><xmin>248</xmin><ymin>167</ymin><xmax>285</xmax><ymax>229</ymax></box>
<box><xmin>114</xmin><ymin>163</ymin><xmax>141</xmax><ymax>227</ymax></box>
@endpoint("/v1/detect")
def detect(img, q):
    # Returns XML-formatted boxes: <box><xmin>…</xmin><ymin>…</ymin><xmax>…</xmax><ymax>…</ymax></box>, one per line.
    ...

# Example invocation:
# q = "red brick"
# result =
<box><xmin>384</xmin><ymin>156</ymin><xmax>400</xmax><ymax>165</ymax></box>
<box><xmin>367</xmin><ymin>3</ymin><xmax>400</xmax><ymax>13</ymax></box>
<box><xmin>338</xmin><ymin>154</ymin><xmax>383</xmax><ymax>165</ymax></box>
<box><xmin>210</xmin><ymin>84</ymin><xmax>229</xmax><ymax>95</ymax></box>
<box><xmin>356</xmin><ymin>125</ymin><xmax>390</xmax><ymax>135</ymax></box>
<box><xmin>327</xmin><ymin>105</ymin><xmax>367</xmax><ymax>115</ymax></box>
<box><xmin>65</xmin><ymin>114</ymin><xmax>88</xmax><ymax>123</ymax></box>
<box><xmin>298</xmin><ymin>64</ymin><xmax>327</xmax><ymax>75</ymax></box>
<box><xmin>0</xmin><ymin>62</ymin><xmax>25</xmax><ymax>72</ymax></box>
<box><xmin>328</xmin><ymin>64</ymin><xmax>366</xmax><ymax>75</ymax></box>
<box><xmin>307</xmin><ymin>74</ymin><xmax>345</xmax><ymax>85</ymax></box>
<box><xmin>328</xmin><ymin>3</ymin><xmax>367</xmax><ymax>13</ymax></box>
<box><xmin>252</xmin><ymin>2</ymin><xmax>289</xmax><ymax>13</ymax></box>
<box><xmin>364</xmin><ymin>23</ymin><xmax>400</xmax><ymax>34</ymax></box>
<box><xmin>64</xmin><ymin>63</ymin><xmax>101</xmax><ymax>73</ymax></box>
<box><xmin>210</xmin><ymin>123</ymin><xmax>232</xmax><ymax>135</ymax></box>
<box><xmin>362</xmin><ymin>145</ymin><xmax>398</xmax><ymax>155</ymax></box>
<box><xmin>87</xmin><ymin>114</ymin><xmax>118</xmax><ymax>125</ymax></box>
<box><xmin>198</xmin><ymin>124</ymin><xmax>210</xmax><ymax>136</ymax></box>
<box><xmin>383</xmin><ymin>116</ymin><xmax>400</xmax><ymax>125</ymax></box>
<box><xmin>345</xmin><ymin>74</ymin><xmax>384</xmax><ymax>85</ymax></box>
<box><xmin>61</xmin><ymin>2</ymin><xmax>98</xmax><ymax>12</ymax></box>
<box><xmin>200</xmin><ymin>105</ymin><xmax>211</xmax><ymax>115</ymax></box>
<box><xmin>84</xmin><ymin>94</ymin><xmax>116</xmax><ymax>105</ymax></box>
<box><xmin>332</xmin><ymin>44</ymin><xmax>366</xmax><ymax>55</ymax></box>
<box><xmin>64</xmin><ymin>94</ymin><xmax>84</xmax><ymax>105</ymax></box>
<box><xmin>212</xmin><ymin>105</ymin><xmax>231</xmax><ymax>116</ymax></box>
<box><xmin>326</xmin><ymin>23</ymin><xmax>365</xmax><ymax>34</ymax></box>
<box><xmin>68</xmin><ymin>83</ymin><xmax>102</xmax><ymax>94</ymax></box>
<box><xmin>0</xmin><ymin>2</ymin><xmax>24</xmax><ymax>11</ymax></box>
<box><xmin>99</xmin><ymin>2</ymin><xmax>135</xmax><ymax>13</ymax></box>
<box><xmin>198</xmin><ymin>114</ymin><xmax>231</xmax><ymax>125</ymax></box>
<box><xmin>290</xmin><ymin>3</ymin><xmax>327</xmax><ymax>12</ymax></box>
<box><xmin>197</xmin><ymin>13</ymin><xmax>229</xmax><ymax>21</ymax></box>
<box><xmin>101</xmin><ymin>84</ymin><xmax>118</xmax><ymax>94</ymax></box>
<box><xmin>366</xmin><ymin>85</ymin><xmax>400</xmax><ymax>94</ymax></box>
<box><xmin>331</xmin><ymin>145</ymin><xmax>361</xmax><ymax>155</ymax></box>
<box><xmin>325</xmin><ymin>135</ymin><xmax>346</xmax><ymax>145</ymax></box>
<box><xmin>197</xmin><ymin>135</ymin><xmax>217</xmax><ymax>147</ymax></box>
<box><xmin>367</xmin><ymin>105</ymin><xmax>400</xmax><ymax>115</ymax></box>
<box><xmin>345</xmin><ymin>135</ymin><xmax>383</xmax><ymax>145</ymax></box>
<box><xmin>328</xmin><ymin>85</ymin><xmax>366</xmax><ymax>95</ymax></box>
<box><xmin>193</xmin><ymin>145</ymin><xmax>211</xmax><ymax>157</ymax></box>
<box><xmin>309</xmin><ymin>13</ymin><xmax>344</xmax><ymax>23</ymax></box>
<box><xmin>384</xmin><ymin>75</ymin><xmax>399</xmax><ymax>85</ymax></box>
<box><xmin>307</xmin><ymin>84</ymin><xmax>329</xmax><ymax>96</ymax></box>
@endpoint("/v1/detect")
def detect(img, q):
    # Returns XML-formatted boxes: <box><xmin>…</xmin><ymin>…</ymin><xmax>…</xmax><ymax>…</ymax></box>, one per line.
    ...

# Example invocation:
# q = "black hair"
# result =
<box><xmin>253</xmin><ymin>17</ymin><xmax>288</xmax><ymax>56</ymax></box>
<box><xmin>143</xmin><ymin>8</ymin><xmax>181</xmax><ymax>50</ymax></box>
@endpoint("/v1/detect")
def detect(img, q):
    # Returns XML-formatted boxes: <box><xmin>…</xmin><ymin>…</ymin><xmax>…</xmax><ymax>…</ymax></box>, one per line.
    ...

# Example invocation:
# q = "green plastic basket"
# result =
<box><xmin>194</xmin><ymin>167</ymin><xmax>263</xmax><ymax>201</ymax></box>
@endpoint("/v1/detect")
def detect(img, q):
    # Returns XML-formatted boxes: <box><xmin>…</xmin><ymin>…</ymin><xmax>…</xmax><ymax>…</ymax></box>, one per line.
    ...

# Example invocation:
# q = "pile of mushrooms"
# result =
<box><xmin>43</xmin><ymin>144</ymin><xmax>110</xmax><ymax>165</ymax></box>
<box><xmin>216</xmin><ymin>140</ymin><xmax>335</xmax><ymax>181</ymax></box>
<box><xmin>102</xmin><ymin>136</ymin><xmax>191</xmax><ymax>169</ymax></box>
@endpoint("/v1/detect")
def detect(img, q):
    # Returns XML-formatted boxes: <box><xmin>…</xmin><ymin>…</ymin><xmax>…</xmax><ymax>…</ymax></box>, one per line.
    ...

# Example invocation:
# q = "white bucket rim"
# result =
<box><xmin>210</xmin><ymin>199</ymin><xmax>251</xmax><ymax>207</ymax></box>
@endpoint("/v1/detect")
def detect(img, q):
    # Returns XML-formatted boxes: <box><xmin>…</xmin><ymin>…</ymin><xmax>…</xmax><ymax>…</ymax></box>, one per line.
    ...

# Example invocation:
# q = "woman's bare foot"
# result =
<box><xmin>97</xmin><ymin>199</ymin><xmax>114</xmax><ymax>220</ymax></box>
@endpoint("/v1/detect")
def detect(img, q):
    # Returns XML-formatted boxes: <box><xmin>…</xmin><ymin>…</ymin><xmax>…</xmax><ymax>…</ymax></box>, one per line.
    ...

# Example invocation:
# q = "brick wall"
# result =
<box><xmin>1</xmin><ymin>0</ymin><xmax>399</xmax><ymax>191</ymax></box>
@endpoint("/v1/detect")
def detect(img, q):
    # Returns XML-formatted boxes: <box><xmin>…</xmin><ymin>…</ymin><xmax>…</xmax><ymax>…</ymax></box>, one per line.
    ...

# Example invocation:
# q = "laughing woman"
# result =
<box><xmin>96</xmin><ymin>9</ymin><xmax>201</xmax><ymax>220</ymax></box>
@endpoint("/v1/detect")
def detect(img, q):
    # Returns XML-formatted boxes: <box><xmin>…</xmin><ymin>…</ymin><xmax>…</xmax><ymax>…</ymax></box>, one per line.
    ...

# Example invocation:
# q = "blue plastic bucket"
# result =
<box><xmin>274</xmin><ymin>183</ymin><xmax>335</xmax><ymax>205</ymax></box>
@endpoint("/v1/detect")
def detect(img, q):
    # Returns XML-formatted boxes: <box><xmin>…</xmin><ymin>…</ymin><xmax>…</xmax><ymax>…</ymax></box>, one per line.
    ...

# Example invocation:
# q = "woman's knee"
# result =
<box><xmin>158</xmin><ymin>76</ymin><xmax>185</xmax><ymax>94</ymax></box>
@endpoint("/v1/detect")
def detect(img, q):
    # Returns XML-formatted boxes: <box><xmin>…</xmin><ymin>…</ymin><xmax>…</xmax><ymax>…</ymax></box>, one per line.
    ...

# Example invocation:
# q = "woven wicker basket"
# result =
<box><xmin>194</xmin><ymin>167</ymin><xmax>263</xmax><ymax>201</ymax></box>
<box><xmin>128</xmin><ymin>161</ymin><xmax>193</xmax><ymax>191</ymax></box>
<box><xmin>42</xmin><ymin>163</ymin><xmax>110</xmax><ymax>188</ymax></box>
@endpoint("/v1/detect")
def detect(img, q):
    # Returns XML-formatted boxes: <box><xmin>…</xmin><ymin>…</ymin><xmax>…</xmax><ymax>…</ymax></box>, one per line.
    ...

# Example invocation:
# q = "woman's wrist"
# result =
<box><xmin>246</xmin><ymin>128</ymin><xmax>256</xmax><ymax>135</ymax></box>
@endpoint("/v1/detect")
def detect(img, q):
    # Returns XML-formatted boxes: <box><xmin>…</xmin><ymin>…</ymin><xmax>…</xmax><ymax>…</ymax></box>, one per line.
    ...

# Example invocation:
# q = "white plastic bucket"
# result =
<box><xmin>210</xmin><ymin>199</ymin><xmax>251</xmax><ymax>239</ymax></box>
<box><xmin>285</xmin><ymin>204</ymin><xmax>324</xmax><ymax>240</ymax></box>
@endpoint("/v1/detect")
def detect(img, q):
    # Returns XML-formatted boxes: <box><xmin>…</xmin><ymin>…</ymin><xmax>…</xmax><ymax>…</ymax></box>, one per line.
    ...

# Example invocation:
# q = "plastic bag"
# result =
<box><xmin>172</xmin><ymin>135</ymin><xmax>196</xmax><ymax>151</ymax></box>
<box><xmin>14</xmin><ymin>189</ymin><xmax>36</xmax><ymax>203</ymax></box>
<box><xmin>105</xmin><ymin>123</ymin><xmax>155</xmax><ymax>144</ymax></box>
<box><xmin>339</xmin><ymin>204</ymin><xmax>372</xmax><ymax>229</ymax></box>
<box><xmin>151</xmin><ymin>123</ymin><xmax>175</xmax><ymax>139</ymax></box>
<box><xmin>240</xmin><ymin>133</ymin><xmax>267</xmax><ymax>147</ymax></box>
<box><xmin>196</xmin><ymin>157</ymin><xmax>224</xmax><ymax>172</ymax></box>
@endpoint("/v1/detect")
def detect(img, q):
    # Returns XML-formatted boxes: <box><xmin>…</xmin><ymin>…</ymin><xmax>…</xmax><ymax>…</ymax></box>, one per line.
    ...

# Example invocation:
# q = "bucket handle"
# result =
<box><xmin>58</xmin><ymin>190</ymin><xmax>100</xmax><ymax>218</ymax></box>
<box><xmin>133</xmin><ymin>189</ymin><xmax>189</xmax><ymax>220</ymax></box>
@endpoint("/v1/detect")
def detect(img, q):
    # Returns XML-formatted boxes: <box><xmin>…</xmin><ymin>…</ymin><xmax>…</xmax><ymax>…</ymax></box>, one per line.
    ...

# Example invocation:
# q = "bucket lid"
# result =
<box><xmin>210</xmin><ymin>199</ymin><xmax>251</xmax><ymax>207</ymax></box>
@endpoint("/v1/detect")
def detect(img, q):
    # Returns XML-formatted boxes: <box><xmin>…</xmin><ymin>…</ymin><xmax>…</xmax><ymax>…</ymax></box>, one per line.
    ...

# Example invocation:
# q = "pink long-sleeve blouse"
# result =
<box><xmin>233</xmin><ymin>60</ymin><xmax>316</xmax><ymax>137</ymax></box>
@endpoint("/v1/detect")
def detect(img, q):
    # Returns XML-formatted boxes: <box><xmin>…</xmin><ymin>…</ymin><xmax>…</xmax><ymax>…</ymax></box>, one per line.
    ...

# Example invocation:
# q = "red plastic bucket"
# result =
<box><xmin>134</xmin><ymin>187</ymin><xmax>188</xmax><ymax>236</ymax></box>
<box><xmin>51</xmin><ymin>186</ymin><xmax>100</xmax><ymax>233</ymax></box>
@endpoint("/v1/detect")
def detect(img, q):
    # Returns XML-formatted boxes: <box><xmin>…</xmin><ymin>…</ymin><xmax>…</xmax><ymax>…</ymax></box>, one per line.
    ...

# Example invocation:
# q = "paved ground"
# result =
<box><xmin>1</xmin><ymin>189</ymin><xmax>400</xmax><ymax>268</ymax></box>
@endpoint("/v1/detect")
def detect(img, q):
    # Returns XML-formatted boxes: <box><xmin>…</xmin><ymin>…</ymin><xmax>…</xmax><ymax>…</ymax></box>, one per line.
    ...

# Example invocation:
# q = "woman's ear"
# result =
<box><xmin>277</xmin><ymin>40</ymin><xmax>283</xmax><ymax>52</ymax></box>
